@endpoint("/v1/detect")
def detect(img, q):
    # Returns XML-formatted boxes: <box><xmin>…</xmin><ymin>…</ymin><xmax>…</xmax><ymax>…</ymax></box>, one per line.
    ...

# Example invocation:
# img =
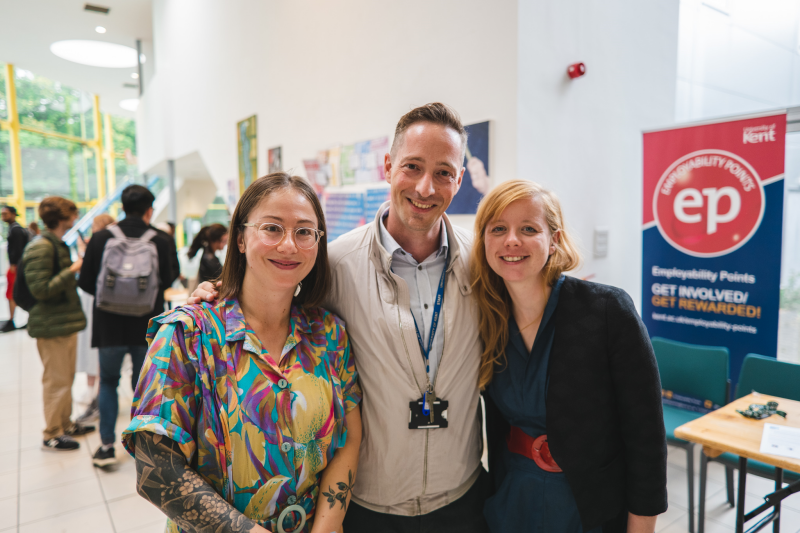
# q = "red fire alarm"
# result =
<box><xmin>567</xmin><ymin>62</ymin><xmax>586</xmax><ymax>79</ymax></box>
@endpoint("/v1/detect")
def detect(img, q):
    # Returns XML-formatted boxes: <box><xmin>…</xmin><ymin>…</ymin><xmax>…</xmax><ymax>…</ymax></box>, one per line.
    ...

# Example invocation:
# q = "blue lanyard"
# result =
<box><xmin>409</xmin><ymin>251</ymin><xmax>448</xmax><ymax>381</ymax></box>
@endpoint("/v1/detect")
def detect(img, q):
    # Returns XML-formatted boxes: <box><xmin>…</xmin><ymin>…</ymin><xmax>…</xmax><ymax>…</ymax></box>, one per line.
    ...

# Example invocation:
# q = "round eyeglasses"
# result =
<box><xmin>241</xmin><ymin>222</ymin><xmax>324</xmax><ymax>250</ymax></box>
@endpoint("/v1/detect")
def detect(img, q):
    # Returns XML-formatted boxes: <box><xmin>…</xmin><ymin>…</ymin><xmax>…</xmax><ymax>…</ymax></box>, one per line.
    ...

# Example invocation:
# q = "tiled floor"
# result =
<box><xmin>0</xmin><ymin>327</ymin><xmax>167</xmax><ymax>533</ymax></box>
<box><xmin>0</xmin><ymin>324</ymin><xmax>799</xmax><ymax>532</ymax></box>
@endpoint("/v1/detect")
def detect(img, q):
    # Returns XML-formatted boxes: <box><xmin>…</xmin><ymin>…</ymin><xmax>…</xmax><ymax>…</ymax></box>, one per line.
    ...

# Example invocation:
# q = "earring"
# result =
<box><xmin>294</xmin><ymin>282</ymin><xmax>302</xmax><ymax>297</ymax></box>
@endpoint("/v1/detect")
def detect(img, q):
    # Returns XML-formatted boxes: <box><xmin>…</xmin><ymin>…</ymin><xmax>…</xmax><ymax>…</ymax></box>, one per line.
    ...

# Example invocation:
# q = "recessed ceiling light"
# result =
<box><xmin>95</xmin><ymin>26</ymin><xmax>106</xmax><ymax>34</ymax></box>
<box><xmin>119</xmin><ymin>99</ymin><xmax>139</xmax><ymax>112</ymax></box>
<box><xmin>131</xmin><ymin>72</ymin><xmax>139</xmax><ymax>79</ymax></box>
<box><xmin>50</xmin><ymin>40</ymin><xmax>138</xmax><ymax>68</ymax></box>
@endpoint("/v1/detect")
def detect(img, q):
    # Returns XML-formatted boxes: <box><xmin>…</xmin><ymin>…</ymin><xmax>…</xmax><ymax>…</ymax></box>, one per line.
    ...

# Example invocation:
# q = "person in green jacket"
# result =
<box><xmin>22</xmin><ymin>196</ymin><xmax>95</xmax><ymax>451</ymax></box>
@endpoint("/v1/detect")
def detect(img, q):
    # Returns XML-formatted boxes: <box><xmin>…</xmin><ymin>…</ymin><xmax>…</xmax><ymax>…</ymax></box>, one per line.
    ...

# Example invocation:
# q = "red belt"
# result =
<box><xmin>506</xmin><ymin>425</ymin><xmax>562</xmax><ymax>473</ymax></box>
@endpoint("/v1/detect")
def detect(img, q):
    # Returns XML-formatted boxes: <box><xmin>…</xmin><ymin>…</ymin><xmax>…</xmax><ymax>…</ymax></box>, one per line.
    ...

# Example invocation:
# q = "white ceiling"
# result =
<box><xmin>0</xmin><ymin>0</ymin><xmax>153</xmax><ymax>119</ymax></box>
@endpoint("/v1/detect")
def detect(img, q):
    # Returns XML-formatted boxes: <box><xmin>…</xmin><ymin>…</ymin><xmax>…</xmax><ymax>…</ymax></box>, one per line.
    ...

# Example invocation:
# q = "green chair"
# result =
<box><xmin>652</xmin><ymin>337</ymin><xmax>730</xmax><ymax>533</ymax></box>
<box><xmin>698</xmin><ymin>354</ymin><xmax>800</xmax><ymax>533</ymax></box>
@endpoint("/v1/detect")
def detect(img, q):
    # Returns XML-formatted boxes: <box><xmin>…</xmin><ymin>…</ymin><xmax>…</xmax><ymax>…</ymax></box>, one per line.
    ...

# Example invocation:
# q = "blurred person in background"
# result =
<box><xmin>2</xmin><ymin>205</ymin><xmax>30</xmax><ymax>332</ymax></box>
<box><xmin>79</xmin><ymin>185</ymin><xmax>179</xmax><ymax>467</ymax></box>
<box><xmin>187</xmin><ymin>223</ymin><xmax>228</xmax><ymax>285</ymax></box>
<box><xmin>23</xmin><ymin>196</ymin><xmax>94</xmax><ymax>451</ymax></box>
<box><xmin>75</xmin><ymin>213</ymin><xmax>116</xmax><ymax>424</ymax></box>
<box><xmin>28</xmin><ymin>221</ymin><xmax>41</xmax><ymax>238</ymax></box>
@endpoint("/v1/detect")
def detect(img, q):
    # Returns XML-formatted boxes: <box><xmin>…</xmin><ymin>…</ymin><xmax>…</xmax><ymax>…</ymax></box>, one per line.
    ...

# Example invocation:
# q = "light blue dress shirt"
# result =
<box><xmin>379</xmin><ymin>208</ymin><xmax>448</xmax><ymax>383</ymax></box>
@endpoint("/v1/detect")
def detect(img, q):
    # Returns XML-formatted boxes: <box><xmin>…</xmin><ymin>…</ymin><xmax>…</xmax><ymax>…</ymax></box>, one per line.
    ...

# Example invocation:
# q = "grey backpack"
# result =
<box><xmin>95</xmin><ymin>225</ymin><xmax>160</xmax><ymax>316</ymax></box>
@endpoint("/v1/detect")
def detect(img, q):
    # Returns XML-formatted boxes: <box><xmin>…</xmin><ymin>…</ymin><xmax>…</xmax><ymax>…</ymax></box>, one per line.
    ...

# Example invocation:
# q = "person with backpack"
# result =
<box><xmin>2</xmin><ymin>205</ymin><xmax>30</xmax><ymax>332</ymax></box>
<box><xmin>21</xmin><ymin>196</ymin><xmax>93</xmax><ymax>451</ymax></box>
<box><xmin>79</xmin><ymin>185</ymin><xmax>179</xmax><ymax>467</ymax></box>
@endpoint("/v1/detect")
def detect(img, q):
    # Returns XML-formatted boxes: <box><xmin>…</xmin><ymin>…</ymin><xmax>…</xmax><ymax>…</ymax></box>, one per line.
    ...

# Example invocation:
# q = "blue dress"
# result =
<box><xmin>483</xmin><ymin>276</ymin><xmax>601</xmax><ymax>533</ymax></box>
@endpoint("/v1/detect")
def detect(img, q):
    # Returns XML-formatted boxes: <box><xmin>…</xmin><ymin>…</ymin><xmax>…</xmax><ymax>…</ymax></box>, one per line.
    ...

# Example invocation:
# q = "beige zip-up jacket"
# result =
<box><xmin>324</xmin><ymin>203</ymin><xmax>483</xmax><ymax>516</ymax></box>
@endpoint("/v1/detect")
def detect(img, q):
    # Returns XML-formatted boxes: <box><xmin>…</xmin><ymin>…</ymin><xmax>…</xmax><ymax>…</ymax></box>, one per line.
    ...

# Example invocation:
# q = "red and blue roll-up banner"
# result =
<box><xmin>642</xmin><ymin>113</ymin><xmax>786</xmax><ymax>388</ymax></box>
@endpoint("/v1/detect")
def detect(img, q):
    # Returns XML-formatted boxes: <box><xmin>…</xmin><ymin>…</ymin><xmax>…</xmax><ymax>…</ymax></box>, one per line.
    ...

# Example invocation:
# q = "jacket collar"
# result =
<box><xmin>117</xmin><ymin>216</ymin><xmax>148</xmax><ymax>229</ymax></box>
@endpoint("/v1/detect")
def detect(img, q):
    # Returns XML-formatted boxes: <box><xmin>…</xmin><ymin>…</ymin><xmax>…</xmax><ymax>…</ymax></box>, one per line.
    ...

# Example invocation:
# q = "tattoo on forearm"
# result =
<box><xmin>322</xmin><ymin>470</ymin><xmax>355</xmax><ymax>510</ymax></box>
<box><xmin>134</xmin><ymin>432</ymin><xmax>258</xmax><ymax>533</ymax></box>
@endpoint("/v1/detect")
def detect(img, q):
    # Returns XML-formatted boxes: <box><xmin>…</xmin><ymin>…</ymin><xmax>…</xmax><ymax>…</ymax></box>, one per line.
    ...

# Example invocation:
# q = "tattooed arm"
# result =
<box><xmin>134</xmin><ymin>431</ymin><xmax>270</xmax><ymax>533</ymax></box>
<box><xmin>311</xmin><ymin>405</ymin><xmax>362</xmax><ymax>533</ymax></box>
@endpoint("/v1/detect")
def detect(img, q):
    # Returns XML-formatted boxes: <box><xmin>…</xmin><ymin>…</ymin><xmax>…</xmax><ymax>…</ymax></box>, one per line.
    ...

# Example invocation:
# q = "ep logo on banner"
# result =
<box><xmin>642</xmin><ymin>113</ymin><xmax>786</xmax><ymax>387</ymax></box>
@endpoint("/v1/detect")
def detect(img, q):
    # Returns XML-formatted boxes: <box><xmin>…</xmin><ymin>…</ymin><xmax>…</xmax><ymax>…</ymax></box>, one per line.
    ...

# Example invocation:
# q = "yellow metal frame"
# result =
<box><xmin>0</xmin><ymin>63</ymin><xmax>113</xmax><ymax>224</ymax></box>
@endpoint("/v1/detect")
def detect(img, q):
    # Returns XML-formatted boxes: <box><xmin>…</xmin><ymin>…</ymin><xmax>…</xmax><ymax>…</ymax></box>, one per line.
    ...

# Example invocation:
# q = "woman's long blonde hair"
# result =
<box><xmin>471</xmin><ymin>180</ymin><xmax>582</xmax><ymax>390</ymax></box>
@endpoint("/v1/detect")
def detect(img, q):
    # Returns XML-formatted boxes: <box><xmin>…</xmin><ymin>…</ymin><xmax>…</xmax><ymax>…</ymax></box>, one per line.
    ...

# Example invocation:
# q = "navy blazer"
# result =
<box><xmin>485</xmin><ymin>276</ymin><xmax>668</xmax><ymax>532</ymax></box>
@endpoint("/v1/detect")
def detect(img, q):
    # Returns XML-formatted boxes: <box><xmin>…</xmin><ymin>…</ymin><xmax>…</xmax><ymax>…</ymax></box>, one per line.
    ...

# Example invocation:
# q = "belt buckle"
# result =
<box><xmin>277</xmin><ymin>504</ymin><xmax>306</xmax><ymax>533</ymax></box>
<box><xmin>532</xmin><ymin>434</ymin><xmax>562</xmax><ymax>473</ymax></box>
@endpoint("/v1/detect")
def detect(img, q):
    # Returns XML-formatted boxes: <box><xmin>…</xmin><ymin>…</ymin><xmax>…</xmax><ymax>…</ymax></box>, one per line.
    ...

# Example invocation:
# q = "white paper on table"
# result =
<box><xmin>760</xmin><ymin>423</ymin><xmax>800</xmax><ymax>460</ymax></box>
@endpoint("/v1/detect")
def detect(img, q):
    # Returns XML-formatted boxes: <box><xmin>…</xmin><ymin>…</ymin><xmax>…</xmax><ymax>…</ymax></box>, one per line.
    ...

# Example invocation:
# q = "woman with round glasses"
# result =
<box><xmin>473</xmin><ymin>180</ymin><xmax>667</xmax><ymax>533</ymax></box>
<box><xmin>123</xmin><ymin>173</ymin><xmax>362</xmax><ymax>533</ymax></box>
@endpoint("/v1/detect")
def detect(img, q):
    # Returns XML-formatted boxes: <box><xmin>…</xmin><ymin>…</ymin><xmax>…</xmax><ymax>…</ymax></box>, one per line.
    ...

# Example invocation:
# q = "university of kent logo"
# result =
<box><xmin>654</xmin><ymin>149</ymin><xmax>765</xmax><ymax>258</ymax></box>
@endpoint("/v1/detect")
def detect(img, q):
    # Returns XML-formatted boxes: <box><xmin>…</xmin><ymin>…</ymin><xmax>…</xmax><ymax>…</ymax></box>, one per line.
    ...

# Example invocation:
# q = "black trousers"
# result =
<box><xmin>342</xmin><ymin>468</ymin><xmax>490</xmax><ymax>533</ymax></box>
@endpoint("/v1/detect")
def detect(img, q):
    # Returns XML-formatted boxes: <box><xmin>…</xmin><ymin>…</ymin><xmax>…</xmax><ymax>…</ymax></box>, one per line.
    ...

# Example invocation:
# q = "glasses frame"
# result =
<box><xmin>241</xmin><ymin>222</ymin><xmax>324</xmax><ymax>250</ymax></box>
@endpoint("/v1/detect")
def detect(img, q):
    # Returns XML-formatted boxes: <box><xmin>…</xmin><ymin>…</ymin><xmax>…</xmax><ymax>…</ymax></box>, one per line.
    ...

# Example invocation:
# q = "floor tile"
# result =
<box><xmin>656</xmin><ymin>503</ymin><xmax>688</xmax><ymax>532</ymax></box>
<box><xmin>0</xmin><ymin>470</ymin><xmax>18</xmax><ymax>501</ymax></box>
<box><xmin>108</xmin><ymin>494</ymin><xmax>167</xmax><ymax>531</ymax></box>
<box><xmin>97</xmin><ymin>455</ymin><xmax>138</xmax><ymax>502</ymax></box>
<box><xmin>120</xmin><ymin>519</ymin><xmax>168</xmax><ymax>533</ymax></box>
<box><xmin>18</xmin><ymin>502</ymin><xmax>114</xmax><ymax>533</ymax></box>
<box><xmin>0</xmin><ymin>450</ymin><xmax>18</xmax><ymax>475</ymax></box>
<box><xmin>0</xmin><ymin>497</ymin><xmax>17</xmax><ymax>530</ymax></box>
<box><xmin>19</xmin><ymin>454</ymin><xmax>97</xmax><ymax>494</ymax></box>
<box><xmin>18</xmin><ymin>477</ymin><xmax>104</xmax><ymax>524</ymax></box>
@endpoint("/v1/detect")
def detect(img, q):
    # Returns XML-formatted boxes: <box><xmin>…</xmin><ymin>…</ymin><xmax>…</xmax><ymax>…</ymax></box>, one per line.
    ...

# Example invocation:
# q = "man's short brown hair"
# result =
<box><xmin>389</xmin><ymin>102</ymin><xmax>468</xmax><ymax>161</ymax></box>
<box><xmin>39</xmin><ymin>196</ymin><xmax>78</xmax><ymax>229</ymax></box>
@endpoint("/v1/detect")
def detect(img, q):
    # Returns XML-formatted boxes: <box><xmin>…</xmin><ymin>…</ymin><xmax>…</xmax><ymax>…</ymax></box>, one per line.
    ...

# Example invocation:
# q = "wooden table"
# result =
<box><xmin>675</xmin><ymin>393</ymin><xmax>800</xmax><ymax>533</ymax></box>
<box><xmin>164</xmin><ymin>287</ymin><xmax>188</xmax><ymax>309</ymax></box>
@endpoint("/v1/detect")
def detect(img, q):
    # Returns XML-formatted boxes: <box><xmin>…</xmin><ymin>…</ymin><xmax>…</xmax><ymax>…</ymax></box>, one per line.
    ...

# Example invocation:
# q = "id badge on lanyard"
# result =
<box><xmin>403</xmin><ymin>252</ymin><xmax>449</xmax><ymax>429</ymax></box>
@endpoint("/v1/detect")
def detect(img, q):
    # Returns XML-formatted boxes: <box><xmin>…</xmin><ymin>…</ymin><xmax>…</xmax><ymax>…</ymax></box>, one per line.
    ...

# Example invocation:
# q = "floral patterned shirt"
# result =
<box><xmin>122</xmin><ymin>298</ymin><xmax>361</xmax><ymax>533</ymax></box>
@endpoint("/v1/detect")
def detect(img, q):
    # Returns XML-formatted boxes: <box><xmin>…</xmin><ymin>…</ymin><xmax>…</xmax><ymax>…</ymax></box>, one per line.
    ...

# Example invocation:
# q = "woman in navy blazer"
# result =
<box><xmin>472</xmin><ymin>180</ymin><xmax>667</xmax><ymax>533</ymax></box>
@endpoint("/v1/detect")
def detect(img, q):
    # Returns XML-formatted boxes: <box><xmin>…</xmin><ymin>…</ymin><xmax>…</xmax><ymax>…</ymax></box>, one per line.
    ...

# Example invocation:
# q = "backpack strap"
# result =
<box><xmin>108</xmin><ymin>225</ymin><xmax>125</xmax><ymax>240</ymax></box>
<box><xmin>141</xmin><ymin>229</ymin><xmax>158</xmax><ymax>242</ymax></box>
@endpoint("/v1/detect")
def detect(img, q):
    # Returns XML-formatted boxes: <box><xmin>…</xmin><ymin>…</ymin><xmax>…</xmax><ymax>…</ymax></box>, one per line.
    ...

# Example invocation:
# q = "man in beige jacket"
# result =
<box><xmin>330</xmin><ymin>103</ymin><xmax>487</xmax><ymax>532</ymax></box>
<box><xmin>192</xmin><ymin>103</ymin><xmax>487</xmax><ymax>532</ymax></box>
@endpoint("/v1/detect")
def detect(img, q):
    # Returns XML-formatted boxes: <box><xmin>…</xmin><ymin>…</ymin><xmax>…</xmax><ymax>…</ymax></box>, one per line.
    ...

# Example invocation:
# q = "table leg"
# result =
<box><xmin>773</xmin><ymin>468</ymin><xmax>782</xmax><ymax>533</ymax></box>
<box><xmin>699</xmin><ymin>452</ymin><xmax>708</xmax><ymax>533</ymax></box>
<box><xmin>736</xmin><ymin>456</ymin><xmax>747</xmax><ymax>533</ymax></box>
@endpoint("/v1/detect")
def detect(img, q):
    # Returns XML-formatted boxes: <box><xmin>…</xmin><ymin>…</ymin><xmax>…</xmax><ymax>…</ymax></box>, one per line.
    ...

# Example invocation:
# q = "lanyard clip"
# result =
<box><xmin>423</xmin><ymin>387</ymin><xmax>436</xmax><ymax>423</ymax></box>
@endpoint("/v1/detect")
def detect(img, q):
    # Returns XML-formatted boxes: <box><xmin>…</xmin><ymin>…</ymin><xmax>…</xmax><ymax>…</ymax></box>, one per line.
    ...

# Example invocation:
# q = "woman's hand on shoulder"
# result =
<box><xmin>187</xmin><ymin>281</ymin><xmax>221</xmax><ymax>304</ymax></box>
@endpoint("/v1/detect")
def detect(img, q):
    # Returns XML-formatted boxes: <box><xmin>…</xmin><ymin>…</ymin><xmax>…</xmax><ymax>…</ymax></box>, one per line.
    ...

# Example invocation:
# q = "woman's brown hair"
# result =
<box><xmin>471</xmin><ymin>180</ymin><xmax>581</xmax><ymax>390</ymax></box>
<box><xmin>39</xmin><ymin>196</ymin><xmax>78</xmax><ymax>229</ymax></box>
<box><xmin>218</xmin><ymin>172</ymin><xmax>331</xmax><ymax>308</ymax></box>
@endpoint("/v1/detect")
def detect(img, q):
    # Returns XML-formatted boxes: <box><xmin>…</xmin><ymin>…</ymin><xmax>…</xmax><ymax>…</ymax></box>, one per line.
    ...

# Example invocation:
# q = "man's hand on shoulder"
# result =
<box><xmin>188</xmin><ymin>281</ymin><xmax>220</xmax><ymax>305</ymax></box>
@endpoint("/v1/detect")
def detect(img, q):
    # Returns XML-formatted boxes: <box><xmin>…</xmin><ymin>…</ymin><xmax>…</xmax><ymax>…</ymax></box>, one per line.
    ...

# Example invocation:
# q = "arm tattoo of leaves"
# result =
<box><xmin>321</xmin><ymin>470</ymin><xmax>355</xmax><ymax>510</ymax></box>
<box><xmin>134</xmin><ymin>432</ymin><xmax>258</xmax><ymax>533</ymax></box>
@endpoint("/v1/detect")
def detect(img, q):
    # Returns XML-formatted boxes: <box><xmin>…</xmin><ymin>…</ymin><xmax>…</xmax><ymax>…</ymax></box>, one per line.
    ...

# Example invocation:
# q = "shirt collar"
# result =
<box><xmin>223</xmin><ymin>296</ymin><xmax>312</xmax><ymax>342</ymax></box>
<box><xmin>378</xmin><ymin>206</ymin><xmax>449</xmax><ymax>261</ymax></box>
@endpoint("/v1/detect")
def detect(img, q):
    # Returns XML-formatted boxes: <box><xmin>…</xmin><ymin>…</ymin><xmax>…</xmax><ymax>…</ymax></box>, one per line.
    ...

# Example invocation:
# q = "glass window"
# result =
<box><xmin>19</xmin><ymin>130</ymin><xmax>97</xmax><ymax>202</ymax></box>
<box><xmin>14</xmin><ymin>67</ymin><xmax>95</xmax><ymax>139</ymax></box>
<box><xmin>0</xmin><ymin>63</ymin><xmax>7</xmax><ymax>121</ymax></box>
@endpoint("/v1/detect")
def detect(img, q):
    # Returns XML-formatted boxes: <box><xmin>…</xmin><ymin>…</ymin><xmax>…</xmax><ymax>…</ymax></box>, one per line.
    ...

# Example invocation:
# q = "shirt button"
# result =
<box><xmin>281</xmin><ymin>442</ymin><xmax>292</xmax><ymax>453</ymax></box>
<box><xmin>287</xmin><ymin>495</ymin><xmax>297</xmax><ymax>505</ymax></box>
<box><xmin>278</xmin><ymin>379</ymin><xmax>288</xmax><ymax>389</ymax></box>
<box><xmin>424</xmin><ymin>304</ymin><xmax>429</xmax><ymax>309</ymax></box>
<box><xmin>418</xmin><ymin>265</ymin><xmax>422</xmax><ymax>270</ymax></box>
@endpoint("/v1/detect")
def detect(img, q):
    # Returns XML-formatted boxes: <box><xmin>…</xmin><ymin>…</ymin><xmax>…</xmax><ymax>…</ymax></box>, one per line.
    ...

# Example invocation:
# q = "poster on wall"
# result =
<box><xmin>226</xmin><ymin>178</ymin><xmax>239</xmax><ymax>213</ymax></box>
<box><xmin>237</xmin><ymin>115</ymin><xmax>258</xmax><ymax>194</ymax></box>
<box><xmin>447</xmin><ymin>120</ymin><xmax>491</xmax><ymax>215</ymax></box>
<box><xmin>642</xmin><ymin>113</ymin><xmax>786</xmax><ymax>387</ymax></box>
<box><xmin>268</xmin><ymin>146</ymin><xmax>282</xmax><ymax>173</ymax></box>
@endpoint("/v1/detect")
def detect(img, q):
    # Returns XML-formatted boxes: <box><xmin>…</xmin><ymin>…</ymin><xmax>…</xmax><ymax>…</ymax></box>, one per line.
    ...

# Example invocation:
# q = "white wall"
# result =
<box><xmin>138</xmin><ymin>0</ymin><xmax>519</xmax><ymax>207</ymax></box>
<box><xmin>516</xmin><ymin>0</ymin><xmax>680</xmax><ymax>304</ymax></box>
<box><xmin>676</xmin><ymin>0</ymin><xmax>800</xmax><ymax>122</ymax></box>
